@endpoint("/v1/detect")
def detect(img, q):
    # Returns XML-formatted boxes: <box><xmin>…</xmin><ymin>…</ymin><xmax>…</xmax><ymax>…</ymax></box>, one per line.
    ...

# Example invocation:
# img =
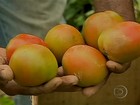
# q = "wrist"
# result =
<box><xmin>93</xmin><ymin>0</ymin><xmax>135</xmax><ymax>21</ymax></box>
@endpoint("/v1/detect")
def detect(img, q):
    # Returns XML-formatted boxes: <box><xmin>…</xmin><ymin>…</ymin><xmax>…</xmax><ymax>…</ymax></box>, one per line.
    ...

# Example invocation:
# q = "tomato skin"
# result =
<box><xmin>6</xmin><ymin>34</ymin><xmax>48</xmax><ymax>61</ymax></box>
<box><xmin>9</xmin><ymin>44</ymin><xmax>58</xmax><ymax>86</ymax></box>
<box><xmin>44</xmin><ymin>24</ymin><xmax>85</xmax><ymax>65</ymax></box>
<box><xmin>98</xmin><ymin>21</ymin><xmax>140</xmax><ymax>63</ymax></box>
<box><xmin>62</xmin><ymin>45</ymin><xmax>108</xmax><ymax>87</ymax></box>
<box><xmin>82</xmin><ymin>10</ymin><xmax>124</xmax><ymax>49</ymax></box>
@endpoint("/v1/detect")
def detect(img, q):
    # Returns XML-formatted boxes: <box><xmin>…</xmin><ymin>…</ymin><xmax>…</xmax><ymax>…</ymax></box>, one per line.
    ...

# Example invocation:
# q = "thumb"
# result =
<box><xmin>82</xmin><ymin>81</ymin><xmax>105</xmax><ymax>97</ymax></box>
<box><xmin>61</xmin><ymin>75</ymin><xmax>79</xmax><ymax>86</ymax></box>
<box><xmin>0</xmin><ymin>65</ymin><xmax>14</xmax><ymax>81</ymax></box>
<box><xmin>106</xmin><ymin>60</ymin><xmax>131</xmax><ymax>73</ymax></box>
<box><xmin>56</xmin><ymin>75</ymin><xmax>81</xmax><ymax>92</ymax></box>
<box><xmin>0</xmin><ymin>48</ymin><xmax>7</xmax><ymax>64</ymax></box>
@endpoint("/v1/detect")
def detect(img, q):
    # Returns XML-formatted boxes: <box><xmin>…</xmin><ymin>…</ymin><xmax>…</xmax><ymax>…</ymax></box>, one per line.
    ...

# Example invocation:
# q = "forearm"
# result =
<box><xmin>93</xmin><ymin>0</ymin><xmax>135</xmax><ymax>21</ymax></box>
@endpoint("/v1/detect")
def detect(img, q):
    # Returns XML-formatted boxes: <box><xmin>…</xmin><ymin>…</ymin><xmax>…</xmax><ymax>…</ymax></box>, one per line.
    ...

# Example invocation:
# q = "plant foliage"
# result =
<box><xmin>64</xmin><ymin>0</ymin><xmax>140</xmax><ymax>31</ymax></box>
<box><xmin>64</xmin><ymin>0</ymin><xmax>94</xmax><ymax>31</ymax></box>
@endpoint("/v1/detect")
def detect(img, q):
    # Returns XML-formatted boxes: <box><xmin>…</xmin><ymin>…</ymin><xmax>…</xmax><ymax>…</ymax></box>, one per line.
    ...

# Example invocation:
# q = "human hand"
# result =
<box><xmin>0</xmin><ymin>48</ymin><xmax>14</xmax><ymax>87</ymax></box>
<box><xmin>106</xmin><ymin>60</ymin><xmax>131</xmax><ymax>74</ymax></box>
<box><xmin>0</xmin><ymin>48</ymin><xmax>79</xmax><ymax>96</ymax></box>
<box><xmin>0</xmin><ymin>47</ymin><xmax>131</xmax><ymax>97</ymax></box>
<box><xmin>55</xmin><ymin>60</ymin><xmax>131</xmax><ymax>97</ymax></box>
<box><xmin>81</xmin><ymin>60</ymin><xmax>131</xmax><ymax>97</ymax></box>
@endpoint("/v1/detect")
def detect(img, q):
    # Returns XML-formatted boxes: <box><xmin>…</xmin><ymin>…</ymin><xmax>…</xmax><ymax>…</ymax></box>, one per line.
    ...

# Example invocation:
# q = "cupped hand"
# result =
<box><xmin>0</xmin><ymin>66</ymin><xmax>80</xmax><ymax>96</ymax></box>
<box><xmin>80</xmin><ymin>60</ymin><xmax>131</xmax><ymax>97</ymax></box>
<box><xmin>0</xmin><ymin>48</ymin><xmax>80</xmax><ymax>96</ymax></box>
<box><xmin>0</xmin><ymin>48</ymin><xmax>77</xmax><ymax>95</ymax></box>
<box><xmin>57</xmin><ymin>66</ymin><xmax>106</xmax><ymax>97</ymax></box>
<box><xmin>56</xmin><ymin>60</ymin><xmax>131</xmax><ymax>97</ymax></box>
<box><xmin>0</xmin><ymin>47</ymin><xmax>131</xmax><ymax>97</ymax></box>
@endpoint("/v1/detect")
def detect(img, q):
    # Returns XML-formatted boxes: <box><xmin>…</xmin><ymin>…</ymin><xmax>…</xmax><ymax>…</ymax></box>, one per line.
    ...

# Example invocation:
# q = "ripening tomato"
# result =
<box><xmin>44</xmin><ymin>24</ymin><xmax>85</xmax><ymax>65</ymax></box>
<box><xmin>62</xmin><ymin>45</ymin><xmax>108</xmax><ymax>87</ymax></box>
<box><xmin>6</xmin><ymin>34</ymin><xmax>47</xmax><ymax>61</ymax></box>
<box><xmin>82</xmin><ymin>10</ymin><xmax>124</xmax><ymax>49</ymax></box>
<box><xmin>9</xmin><ymin>44</ymin><xmax>58</xmax><ymax>86</ymax></box>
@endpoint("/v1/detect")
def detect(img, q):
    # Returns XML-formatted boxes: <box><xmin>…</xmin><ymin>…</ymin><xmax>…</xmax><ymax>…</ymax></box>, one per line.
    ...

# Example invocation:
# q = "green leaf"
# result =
<box><xmin>0</xmin><ymin>96</ymin><xmax>15</xmax><ymax>105</ymax></box>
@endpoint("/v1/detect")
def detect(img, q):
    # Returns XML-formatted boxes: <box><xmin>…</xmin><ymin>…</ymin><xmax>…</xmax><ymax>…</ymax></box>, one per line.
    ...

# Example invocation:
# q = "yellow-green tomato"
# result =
<box><xmin>82</xmin><ymin>10</ymin><xmax>124</xmax><ymax>49</ymax></box>
<box><xmin>9</xmin><ymin>44</ymin><xmax>58</xmax><ymax>86</ymax></box>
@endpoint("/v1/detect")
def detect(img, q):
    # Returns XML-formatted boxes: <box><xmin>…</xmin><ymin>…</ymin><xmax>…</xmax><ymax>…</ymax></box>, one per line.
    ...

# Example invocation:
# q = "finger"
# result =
<box><xmin>1</xmin><ymin>80</ymin><xmax>35</xmax><ymax>95</ymax></box>
<box><xmin>21</xmin><ymin>77</ymin><xmax>62</xmax><ymax>95</ymax></box>
<box><xmin>57</xmin><ymin>66</ymin><xmax>64</xmax><ymax>76</ymax></box>
<box><xmin>0</xmin><ymin>65</ymin><xmax>14</xmax><ymax>81</ymax></box>
<box><xmin>0</xmin><ymin>48</ymin><xmax>7</xmax><ymax>64</ymax></box>
<box><xmin>2</xmin><ymin>76</ymin><xmax>80</xmax><ymax>95</ymax></box>
<box><xmin>0</xmin><ymin>56</ymin><xmax>7</xmax><ymax>65</ymax></box>
<box><xmin>38</xmin><ymin>77</ymin><xmax>62</xmax><ymax>94</ymax></box>
<box><xmin>0</xmin><ymin>56</ymin><xmax>5</xmax><ymax>65</ymax></box>
<box><xmin>0</xmin><ymin>80</ymin><xmax>21</xmax><ymax>95</ymax></box>
<box><xmin>106</xmin><ymin>60</ymin><xmax>131</xmax><ymax>73</ymax></box>
<box><xmin>1</xmin><ymin>77</ymin><xmax>63</xmax><ymax>96</ymax></box>
<box><xmin>61</xmin><ymin>75</ymin><xmax>79</xmax><ymax>85</ymax></box>
<box><xmin>56</xmin><ymin>75</ymin><xmax>81</xmax><ymax>92</ymax></box>
<box><xmin>0</xmin><ymin>48</ymin><xmax>6</xmax><ymax>57</ymax></box>
<box><xmin>82</xmin><ymin>81</ymin><xmax>105</xmax><ymax>97</ymax></box>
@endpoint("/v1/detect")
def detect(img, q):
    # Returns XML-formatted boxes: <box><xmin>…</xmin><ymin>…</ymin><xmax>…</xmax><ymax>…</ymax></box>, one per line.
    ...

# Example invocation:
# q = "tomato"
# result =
<box><xmin>9</xmin><ymin>44</ymin><xmax>58</xmax><ymax>86</ymax></box>
<box><xmin>6</xmin><ymin>34</ymin><xmax>47</xmax><ymax>61</ymax></box>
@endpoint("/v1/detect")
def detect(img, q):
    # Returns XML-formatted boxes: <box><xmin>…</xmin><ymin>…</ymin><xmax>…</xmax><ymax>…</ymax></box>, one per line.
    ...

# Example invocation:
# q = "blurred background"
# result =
<box><xmin>0</xmin><ymin>0</ymin><xmax>140</xmax><ymax>105</ymax></box>
<box><xmin>64</xmin><ymin>0</ymin><xmax>140</xmax><ymax>31</ymax></box>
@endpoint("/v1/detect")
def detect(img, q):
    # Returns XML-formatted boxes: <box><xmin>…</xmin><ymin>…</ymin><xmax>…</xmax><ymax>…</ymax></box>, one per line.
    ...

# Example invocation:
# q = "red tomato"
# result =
<box><xmin>6</xmin><ymin>34</ymin><xmax>47</xmax><ymax>61</ymax></box>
